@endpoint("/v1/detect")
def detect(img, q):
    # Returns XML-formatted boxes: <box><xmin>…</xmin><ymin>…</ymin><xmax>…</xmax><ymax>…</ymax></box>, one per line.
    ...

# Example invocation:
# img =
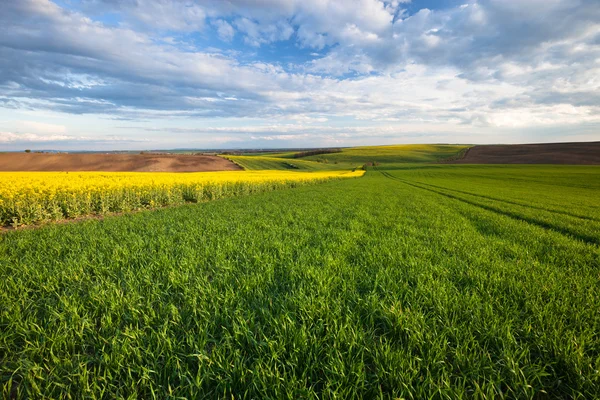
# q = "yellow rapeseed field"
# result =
<box><xmin>0</xmin><ymin>170</ymin><xmax>364</xmax><ymax>226</ymax></box>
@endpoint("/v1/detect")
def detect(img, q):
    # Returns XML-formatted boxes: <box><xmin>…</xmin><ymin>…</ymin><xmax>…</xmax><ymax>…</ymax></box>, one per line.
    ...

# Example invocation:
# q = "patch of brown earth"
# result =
<box><xmin>0</xmin><ymin>153</ymin><xmax>243</xmax><ymax>172</ymax></box>
<box><xmin>450</xmin><ymin>142</ymin><xmax>600</xmax><ymax>164</ymax></box>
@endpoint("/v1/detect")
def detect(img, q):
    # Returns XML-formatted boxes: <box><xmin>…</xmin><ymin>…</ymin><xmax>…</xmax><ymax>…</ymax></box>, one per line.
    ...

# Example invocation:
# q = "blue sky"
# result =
<box><xmin>1</xmin><ymin>0</ymin><xmax>599</xmax><ymax>150</ymax></box>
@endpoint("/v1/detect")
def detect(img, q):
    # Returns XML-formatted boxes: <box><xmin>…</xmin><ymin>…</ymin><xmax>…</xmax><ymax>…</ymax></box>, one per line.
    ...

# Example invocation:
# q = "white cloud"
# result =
<box><xmin>82</xmin><ymin>0</ymin><xmax>206</xmax><ymax>31</ymax></box>
<box><xmin>233</xmin><ymin>18</ymin><xmax>294</xmax><ymax>46</ymax></box>
<box><xmin>213</xmin><ymin>19</ymin><xmax>235</xmax><ymax>42</ymax></box>
<box><xmin>0</xmin><ymin>131</ymin><xmax>75</xmax><ymax>142</ymax></box>
<box><xmin>0</xmin><ymin>0</ymin><xmax>598</xmax><ymax>148</ymax></box>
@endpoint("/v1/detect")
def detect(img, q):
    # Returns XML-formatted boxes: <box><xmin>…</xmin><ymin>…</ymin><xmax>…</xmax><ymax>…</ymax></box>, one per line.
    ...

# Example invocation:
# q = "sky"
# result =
<box><xmin>0</xmin><ymin>0</ymin><xmax>599</xmax><ymax>150</ymax></box>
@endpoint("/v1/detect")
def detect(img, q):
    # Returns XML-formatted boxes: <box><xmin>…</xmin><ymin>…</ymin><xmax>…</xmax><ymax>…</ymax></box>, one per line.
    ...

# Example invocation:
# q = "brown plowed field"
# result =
<box><xmin>451</xmin><ymin>142</ymin><xmax>600</xmax><ymax>164</ymax></box>
<box><xmin>0</xmin><ymin>153</ymin><xmax>242</xmax><ymax>172</ymax></box>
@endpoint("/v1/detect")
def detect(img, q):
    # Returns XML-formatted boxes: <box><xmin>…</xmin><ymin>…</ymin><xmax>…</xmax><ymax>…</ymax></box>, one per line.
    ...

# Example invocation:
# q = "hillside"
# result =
<box><xmin>301</xmin><ymin>144</ymin><xmax>469</xmax><ymax>165</ymax></box>
<box><xmin>451</xmin><ymin>142</ymin><xmax>600</xmax><ymax>164</ymax></box>
<box><xmin>0</xmin><ymin>153</ymin><xmax>241</xmax><ymax>172</ymax></box>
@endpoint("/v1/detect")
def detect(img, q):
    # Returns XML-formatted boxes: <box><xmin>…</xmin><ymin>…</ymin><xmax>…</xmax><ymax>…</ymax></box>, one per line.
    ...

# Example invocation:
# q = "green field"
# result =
<box><xmin>226</xmin><ymin>144</ymin><xmax>470</xmax><ymax>170</ymax></box>
<box><xmin>1</xmin><ymin>146</ymin><xmax>600</xmax><ymax>398</ymax></box>
<box><xmin>224</xmin><ymin>155</ymin><xmax>356</xmax><ymax>171</ymax></box>
<box><xmin>300</xmin><ymin>144</ymin><xmax>470</xmax><ymax>165</ymax></box>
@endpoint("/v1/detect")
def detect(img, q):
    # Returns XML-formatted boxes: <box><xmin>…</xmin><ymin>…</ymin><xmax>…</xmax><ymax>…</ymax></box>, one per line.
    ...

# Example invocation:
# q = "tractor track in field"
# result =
<box><xmin>400</xmin><ymin>180</ymin><xmax>600</xmax><ymax>223</ymax></box>
<box><xmin>376</xmin><ymin>168</ymin><xmax>599</xmax><ymax>246</ymax></box>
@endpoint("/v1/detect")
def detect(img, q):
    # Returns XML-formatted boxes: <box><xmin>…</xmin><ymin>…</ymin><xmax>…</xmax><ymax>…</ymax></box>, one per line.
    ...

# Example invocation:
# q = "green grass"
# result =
<box><xmin>1</xmin><ymin>162</ymin><xmax>599</xmax><ymax>398</ymax></box>
<box><xmin>377</xmin><ymin>164</ymin><xmax>600</xmax><ymax>244</ymax></box>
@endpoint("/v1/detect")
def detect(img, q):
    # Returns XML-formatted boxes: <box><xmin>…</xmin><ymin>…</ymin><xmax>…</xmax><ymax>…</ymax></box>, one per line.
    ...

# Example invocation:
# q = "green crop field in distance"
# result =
<box><xmin>301</xmin><ymin>144</ymin><xmax>470</xmax><ymax>165</ymax></box>
<box><xmin>223</xmin><ymin>155</ymin><xmax>357</xmax><ymax>171</ymax></box>
<box><xmin>225</xmin><ymin>144</ymin><xmax>469</xmax><ymax>171</ymax></box>
<box><xmin>1</xmin><ymin>148</ymin><xmax>599</xmax><ymax>399</ymax></box>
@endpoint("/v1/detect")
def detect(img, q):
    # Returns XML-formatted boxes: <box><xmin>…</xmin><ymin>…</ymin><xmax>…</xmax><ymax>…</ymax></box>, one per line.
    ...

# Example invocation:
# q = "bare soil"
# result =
<box><xmin>0</xmin><ymin>153</ymin><xmax>242</xmax><ymax>172</ymax></box>
<box><xmin>450</xmin><ymin>142</ymin><xmax>600</xmax><ymax>164</ymax></box>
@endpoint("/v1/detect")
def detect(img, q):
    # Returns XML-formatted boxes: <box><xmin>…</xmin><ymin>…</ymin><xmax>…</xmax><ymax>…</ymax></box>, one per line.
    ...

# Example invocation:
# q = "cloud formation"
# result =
<box><xmin>0</xmin><ymin>0</ymin><xmax>598</xmax><ymax>149</ymax></box>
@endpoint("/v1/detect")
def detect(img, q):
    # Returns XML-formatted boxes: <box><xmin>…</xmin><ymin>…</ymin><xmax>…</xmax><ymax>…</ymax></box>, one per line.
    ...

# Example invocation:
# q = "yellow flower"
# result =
<box><xmin>0</xmin><ymin>170</ymin><xmax>364</xmax><ymax>226</ymax></box>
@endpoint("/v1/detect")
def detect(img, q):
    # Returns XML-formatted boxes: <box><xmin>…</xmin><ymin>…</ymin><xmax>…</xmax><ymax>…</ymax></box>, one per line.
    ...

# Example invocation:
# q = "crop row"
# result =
<box><xmin>0</xmin><ymin>170</ymin><xmax>363</xmax><ymax>227</ymax></box>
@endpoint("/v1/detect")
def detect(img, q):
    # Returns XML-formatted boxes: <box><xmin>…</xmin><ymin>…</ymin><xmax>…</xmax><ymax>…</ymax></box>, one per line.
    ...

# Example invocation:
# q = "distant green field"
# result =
<box><xmin>302</xmin><ymin>144</ymin><xmax>469</xmax><ymax>165</ymax></box>
<box><xmin>2</xmin><ymin>148</ymin><xmax>600</xmax><ymax>398</ymax></box>
<box><xmin>224</xmin><ymin>155</ymin><xmax>356</xmax><ymax>171</ymax></box>
<box><xmin>240</xmin><ymin>151</ymin><xmax>299</xmax><ymax>158</ymax></box>
<box><xmin>226</xmin><ymin>144</ymin><xmax>468</xmax><ymax>171</ymax></box>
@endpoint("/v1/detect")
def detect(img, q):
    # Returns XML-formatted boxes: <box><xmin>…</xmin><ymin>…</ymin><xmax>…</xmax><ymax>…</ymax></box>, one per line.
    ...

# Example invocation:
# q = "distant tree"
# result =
<box><xmin>24</xmin><ymin>149</ymin><xmax>31</xmax><ymax>153</ymax></box>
